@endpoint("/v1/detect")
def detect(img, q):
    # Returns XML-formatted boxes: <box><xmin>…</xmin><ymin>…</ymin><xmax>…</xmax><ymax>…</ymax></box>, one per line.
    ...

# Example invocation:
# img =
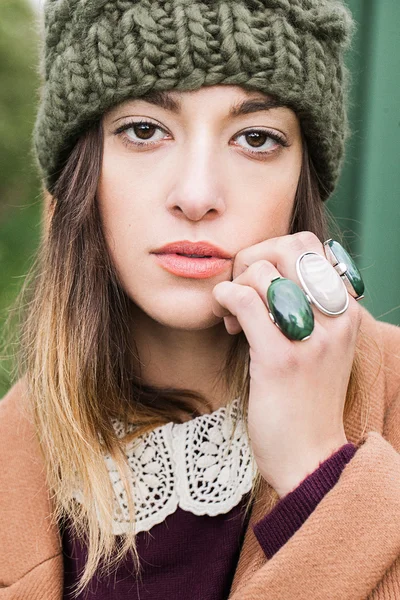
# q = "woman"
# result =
<box><xmin>1</xmin><ymin>0</ymin><xmax>400</xmax><ymax>599</ymax></box>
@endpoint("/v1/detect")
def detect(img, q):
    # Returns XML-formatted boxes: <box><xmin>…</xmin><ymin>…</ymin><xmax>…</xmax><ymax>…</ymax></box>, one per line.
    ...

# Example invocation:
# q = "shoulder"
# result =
<box><xmin>357</xmin><ymin>307</ymin><xmax>400</xmax><ymax>451</ymax></box>
<box><xmin>0</xmin><ymin>377</ymin><xmax>40</xmax><ymax>518</ymax></box>
<box><xmin>0</xmin><ymin>376</ymin><xmax>42</xmax><ymax>492</ymax></box>
<box><xmin>0</xmin><ymin>377</ymin><xmax>37</xmax><ymax>463</ymax></box>
<box><xmin>0</xmin><ymin>377</ymin><xmax>32</xmax><ymax>444</ymax></box>
<box><xmin>0</xmin><ymin>378</ymin><xmax>62</xmax><ymax>589</ymax></box>
<box><xmin>377</xmin><ymin>317</ymin><xmax>400</xmax><ymax>447</ymax></box>
<box><xmin>0</xmin><ymin>377</ymin><xmax>26</xmax><ymax>407</ymax></box>
<box><xmin>358</xmin><ymin>303</ymin><xmax>400</xmax><ymax>348</ymax></box>
<box><xmin>374</xmin><ymin>317</ymin><xmax>400</xmax><ymax>387</ymax></box>
<box><xmin>367</xmin><ymin>311</ymin><xmax>400</xmax><ymax>405</ymax></box>
<box><xmin>357</xmin><ymin>305</ymin><xmax>400</xmax><ymax>398</ymax></box>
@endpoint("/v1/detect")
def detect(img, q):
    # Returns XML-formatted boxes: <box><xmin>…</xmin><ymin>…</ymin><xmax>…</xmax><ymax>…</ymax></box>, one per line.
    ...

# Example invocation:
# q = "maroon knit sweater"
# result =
<box><xmin>62</xmin><ymin>443</ymin><xmax>357</xmax><ymax>599</ymax></box>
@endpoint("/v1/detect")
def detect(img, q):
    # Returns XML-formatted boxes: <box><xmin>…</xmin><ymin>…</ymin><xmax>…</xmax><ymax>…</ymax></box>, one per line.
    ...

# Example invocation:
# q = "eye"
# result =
<box><xmin>232</xmin><ymin>129</ymin><xmax>289</xmax><ymax>156</ymax></box>
<box><xmin>114</xmin><ymin>120</ymin><xmax>169</xmax><ymax>147</ymax></box>
<box><xmin>113</xmin><ymin>120</ymin><xmax>289</xmax><ymax>156</ymax></box>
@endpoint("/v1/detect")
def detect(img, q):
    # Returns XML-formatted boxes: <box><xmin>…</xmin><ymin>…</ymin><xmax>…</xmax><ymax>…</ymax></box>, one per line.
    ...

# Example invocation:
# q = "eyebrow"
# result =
<box><xmin>112</xmin><ymin>90</ymin><xmax>288</xmax><ymax>121</ymax></box>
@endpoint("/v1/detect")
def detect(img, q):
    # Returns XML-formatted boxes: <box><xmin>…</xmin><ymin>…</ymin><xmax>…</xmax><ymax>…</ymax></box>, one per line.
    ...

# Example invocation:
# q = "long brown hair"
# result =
<box><xmin>11</xmin><ymin>119</ymin><xmax>369</xmax><ymax>596</ymax></box>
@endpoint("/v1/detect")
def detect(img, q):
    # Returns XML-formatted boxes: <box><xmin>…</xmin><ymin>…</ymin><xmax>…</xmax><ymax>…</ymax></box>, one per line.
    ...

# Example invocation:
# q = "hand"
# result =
<box><xmin>211</xmin><ymin>232</ymin><xmax>361</xmax><ymax>498</ymax></box>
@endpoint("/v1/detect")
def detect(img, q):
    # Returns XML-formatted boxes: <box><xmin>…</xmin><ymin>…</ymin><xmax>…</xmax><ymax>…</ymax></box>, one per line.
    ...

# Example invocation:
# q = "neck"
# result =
<box><xmin>129</xmin><ymin>305</ymin><xmax>236</xmax><ymax>414</ymax></box>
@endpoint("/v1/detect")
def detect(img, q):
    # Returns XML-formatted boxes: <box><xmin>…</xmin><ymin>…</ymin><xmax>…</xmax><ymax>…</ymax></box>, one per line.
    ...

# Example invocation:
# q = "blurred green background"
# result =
<box><xmin>0</xmin><ymin>0</ymin><xmax>399</xmax><ymax>398</ymax></box>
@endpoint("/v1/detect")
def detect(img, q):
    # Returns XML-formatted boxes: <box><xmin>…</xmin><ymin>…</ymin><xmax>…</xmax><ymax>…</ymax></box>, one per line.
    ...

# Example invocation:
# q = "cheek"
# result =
<box><xmin>265</xmin><ymin>151</ymin><xmax>302</xmax><ymax>232</ymax></box>
<box><xmin>236</xmin><ymin>158</ymin><xmax>300</xmax><ymax>239</ymax></box>
<box><xmin>96</xmin><ymin>175</ymin><xmax>135</xmax><ymax>283</ymax></box>
<box><xmin>96</xmin><ymin>160</ymin><xmax>159</xmax><ymax>297</ymax></box>
<box><xmin>97</xmin><ymin>154</ymin><xmax>143</xmax><ymax>246</ymax></box>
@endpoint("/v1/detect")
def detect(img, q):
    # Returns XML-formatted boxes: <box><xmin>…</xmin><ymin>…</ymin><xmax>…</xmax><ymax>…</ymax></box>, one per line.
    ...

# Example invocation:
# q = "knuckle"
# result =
<box><xmin>234</xmin><ymin>247</ymin><xmax>246</xmax><ymax>263</ymax></box>
<box><xmin>233</xmin><ymin>248</ymin><xmax>252</xmax><ymax>273</ymax></box>
<box><xmin>278</xmin><ymin>347</ymin><xmax>300</xmax><ymax>372</ymax></box>
<box><xmin>255</xmin><ymin>259</ymin><xmax>275</xmax><ymax>277</ymax></box>
<box><xmin>292</xmin><ymin>231</ymin><xmax>320</xmax><ymax>251</ymax></box>
<box><xmin>236</xmin><ymin>286</ymin><xmax>258</xmax><ymax>309</ymax></box>
<box><xmin>349</xmin><ymin>297</ymin><xmax>362</xmax><ymax>324</ymax></box>
<box><xmin>234</xmin><ymin>253</ymin><xmax>247</xmax><ymax>270</ymax></box>
<box><xmin>286</xmin><ymin>234</ymin><xmax>306</xmax><ymax>254</ymax></box>
<box><xmin>338</xmin><ymin>311</ymin><xmax>357</xmax><ymax>344</ymax></box>
<box><xmin>314</xmin><ymin>333</ymin><xmax>329</xmax><ymax>358</ymax></box>
<box><xmin>246</xmin><ymin>260</ymin><xmax>276</xmax><ymax>284</ymax></box>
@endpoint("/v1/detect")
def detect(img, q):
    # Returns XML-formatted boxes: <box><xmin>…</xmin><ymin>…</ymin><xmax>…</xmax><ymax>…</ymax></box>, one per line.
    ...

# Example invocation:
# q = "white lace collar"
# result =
<box><xmin>73</xmin><ymin>398</ymin><xmax>258</xmax><ymax>535</ymax></box>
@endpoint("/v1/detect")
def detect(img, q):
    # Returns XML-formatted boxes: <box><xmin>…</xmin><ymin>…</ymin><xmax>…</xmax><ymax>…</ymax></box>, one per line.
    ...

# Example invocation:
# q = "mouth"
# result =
<box><xmin>152</xmin><ymin>240</ymin><xmax>232</xmax><ymax>259</ymax></box>
<box><xmin>174</xmin><ymin>253</ymin><xmax>212</xmax><ymax>258</ymax></box>
<box><xmin>152</xmin><ymin>252</ymin><xmax>231</xmax><ymax>279</ymax></box>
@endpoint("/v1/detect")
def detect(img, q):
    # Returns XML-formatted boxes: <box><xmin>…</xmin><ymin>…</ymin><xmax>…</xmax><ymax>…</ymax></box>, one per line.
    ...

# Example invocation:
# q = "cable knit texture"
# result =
<box><xmin>1</xmin><ymin>308</ymin><xmax>400</xmax><ymax>598</ymax></box>
<box><xmin>34</xmin><ymin>0</ymin><xmax>354</xmax><ymax>199</ymax></box>
<box><xmin>253</xmin><ymin>442</ymin><xmax>358</xmax><ymax>558</ymax></box>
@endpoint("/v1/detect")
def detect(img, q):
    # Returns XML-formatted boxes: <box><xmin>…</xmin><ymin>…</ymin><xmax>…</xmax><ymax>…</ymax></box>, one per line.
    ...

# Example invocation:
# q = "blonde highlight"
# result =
<box><xmin>9</xmin><ymin>121</ymin><xmax>372</xmax><ymax>597</ymax></box>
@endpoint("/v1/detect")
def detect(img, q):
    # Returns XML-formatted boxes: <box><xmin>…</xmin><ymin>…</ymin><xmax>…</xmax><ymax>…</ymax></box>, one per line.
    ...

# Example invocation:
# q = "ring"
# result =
<box><xmin>295</xmin><ymin>251</ymin><xmax>349</xmax><ymax>317</ymax></box>
<box><xmin>323</xmin><ymin>239</ymin><xmax>365</xmax><ymax>301</ymax></box>
<box><xmin>266</xmin><ymin>277</ymin><xmax>314</xmax><ymax>341</ymax></box>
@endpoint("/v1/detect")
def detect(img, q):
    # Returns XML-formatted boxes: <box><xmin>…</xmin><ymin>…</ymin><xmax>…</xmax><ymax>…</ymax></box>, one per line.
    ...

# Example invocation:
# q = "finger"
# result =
<box><xmin>229</xmin><ymin>258</ymin><xmax>322</xmax><ymax>339</ymax></box>
<box><xmin>232</xmin><ymin>231</ymin><xmax>323</xmax><ymax>281</ymax></box>
<box><xmin>212</xmin><ymin>280</ymin><xmax>292</xmax><ymax>354</ymax></box>
<box><xmin>322</xmin><ymin>293</ymin><xmax>362</xmax><ymax>346</ymax></box>
<box><xmin>214</xmin><ymin>259</ymin><xmax>283</xmax><ymax>319</ymax></box>
<box><xmin>238</xmin><ymin>259</ymin><xmax>358</xmax><ymax>351</ymax></box>
<box><xmin>233</xmin><ymin>260</ymin><xmax>361</xmax><ymax>358</ymax></box>
<box><xmin>220</xmin><ymin>259</ymin><xmax>283</xmax><ymax>335</ymax></box>
<box><xmin>232</xmin><ymin>259</ymin><xmax>283</xmax><ymax>307</ymax></box>
<box><xmin>223</xmin><ymin>314</ymin><xmax>243</xmax><ymax>335</ymax></box>
<box><xmin>232</xmin><ymin>232</ymin><xmax>347</xmax><ymax>330</ymax></box>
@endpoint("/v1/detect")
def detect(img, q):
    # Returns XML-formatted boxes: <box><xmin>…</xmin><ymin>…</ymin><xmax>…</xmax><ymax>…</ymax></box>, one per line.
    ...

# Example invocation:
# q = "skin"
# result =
<box><xmin>98</xmin><ymin>85</ymin><xmax>301</xmax><ymax>406</ymax></box>
<box><xmin>98</xmin><ymin>84</ymin><xmax>361</xmax><ymax>498</ymax></box>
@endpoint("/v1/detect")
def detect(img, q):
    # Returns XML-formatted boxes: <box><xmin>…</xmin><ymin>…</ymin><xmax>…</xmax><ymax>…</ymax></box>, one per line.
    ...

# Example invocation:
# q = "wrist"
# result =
<box><xmin>274</xmin><ymin>436</ymin><xmax>350</xmax><ymax>499</ymax></box>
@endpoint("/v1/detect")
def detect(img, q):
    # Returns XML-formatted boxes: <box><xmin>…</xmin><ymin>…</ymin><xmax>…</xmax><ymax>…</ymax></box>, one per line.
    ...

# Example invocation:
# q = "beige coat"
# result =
<box><xmin>1</xmin><ymin>305</ymin><xmax>400</xmax><ymax>599</ymax></box>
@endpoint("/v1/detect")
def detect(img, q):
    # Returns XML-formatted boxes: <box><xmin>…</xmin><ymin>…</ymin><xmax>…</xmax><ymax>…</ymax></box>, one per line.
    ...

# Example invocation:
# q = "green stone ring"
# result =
<box><xmin>323</xmin><ymin>239</ymin><xmax>365</xmax><ymax>301</ymax></box>
<box><xmin>266</xmin><ymin>277</ymin><xmax>315</xmax><ymax>341</ymax></box>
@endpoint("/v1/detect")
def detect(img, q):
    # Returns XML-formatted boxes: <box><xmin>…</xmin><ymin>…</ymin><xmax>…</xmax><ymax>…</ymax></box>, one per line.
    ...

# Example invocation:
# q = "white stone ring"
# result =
<box><xmin>295</xmin><ymin>251</ymin><xmax>349</xmax><ymax>317</ymax></box>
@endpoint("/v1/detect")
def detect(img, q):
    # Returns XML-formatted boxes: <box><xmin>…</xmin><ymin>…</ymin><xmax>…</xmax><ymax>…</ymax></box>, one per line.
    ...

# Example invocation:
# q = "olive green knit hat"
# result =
<box><xmin>33</xmin><ymin>0</ymin><xmax>354</xmax><ymax>200</ymax></box>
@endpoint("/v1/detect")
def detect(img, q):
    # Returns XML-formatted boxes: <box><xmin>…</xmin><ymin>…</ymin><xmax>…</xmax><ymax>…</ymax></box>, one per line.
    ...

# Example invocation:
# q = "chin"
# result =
<box><xmin>129</xmin><ymin>290</ymin><xmax>223</xmax><ymax>331</ymax></box>
<box><xmin>147</xmin><ymin>304</ymin><xmax>223</xmax><ymax>331</ymax></box>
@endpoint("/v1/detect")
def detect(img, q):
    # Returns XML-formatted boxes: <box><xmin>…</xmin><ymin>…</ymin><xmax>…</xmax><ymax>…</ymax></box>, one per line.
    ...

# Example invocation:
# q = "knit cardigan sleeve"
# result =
<box><xmin>252</xmin><ymin>443</ymin><xmax>358</xmax><ymax>559</ymax></box>
<box><xmin>229</xmin><ymin>322</ymin><xmax>400</xmax><ymax>600</ymax></box>
<box><xmin>230</xmin><ymin>408</ymin><xmax>400</xmax><ymax>600</ymax></box>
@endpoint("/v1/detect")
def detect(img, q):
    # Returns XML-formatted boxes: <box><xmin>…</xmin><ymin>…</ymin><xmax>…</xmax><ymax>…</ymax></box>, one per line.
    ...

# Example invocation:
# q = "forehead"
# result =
<box><xmin>105</xmin><ymin>86</ymin><xmax>295</xmax><ymax>122</ymax></box>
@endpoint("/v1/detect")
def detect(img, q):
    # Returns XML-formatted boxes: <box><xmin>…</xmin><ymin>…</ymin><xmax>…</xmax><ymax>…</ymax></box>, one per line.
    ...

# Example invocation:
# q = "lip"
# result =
<box><xmin>153</xmin><ymin>253</ymin><xmax>231</xmax><ymax>279</ymax></box>
<box><xmin>151</xmin><ymin>240</ymin><xmax>232</xmax><ymax>259</ymax></box>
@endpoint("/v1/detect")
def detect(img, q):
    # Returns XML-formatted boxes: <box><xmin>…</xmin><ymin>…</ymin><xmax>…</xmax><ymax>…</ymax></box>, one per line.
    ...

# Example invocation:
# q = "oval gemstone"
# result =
<box><xmin>325</xmin><ymin>239</ymin><xmax>365</xmax><ymax>298</ymax></box>
<box><xmin>267</xmin><ymin>278</ymin><xmax>314</xmax><ymax>341</ymax></box>
<box><xmin>297</xmin><ymin>253</ymin><xmax>348</xmax><ymax>314</ymax></box>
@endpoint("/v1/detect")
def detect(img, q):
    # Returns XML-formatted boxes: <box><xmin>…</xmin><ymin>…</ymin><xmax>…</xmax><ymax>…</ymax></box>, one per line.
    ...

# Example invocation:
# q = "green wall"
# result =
<box><xmin>0</xmin><ymin>1</ymin><xmax>399</xmax><ymax>397</ymax></box>
<box><xmin>330</xmin><ymin>0</ymin><xmax>400</xmax><ymax>325</ymax></box>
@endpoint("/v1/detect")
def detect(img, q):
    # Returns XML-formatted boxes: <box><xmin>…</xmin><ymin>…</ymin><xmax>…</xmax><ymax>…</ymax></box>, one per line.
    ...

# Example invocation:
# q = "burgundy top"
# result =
<box><xmin>62</xmin><ymin>443</ymin><xmax>357</xmax><ymax>599</ymax></box>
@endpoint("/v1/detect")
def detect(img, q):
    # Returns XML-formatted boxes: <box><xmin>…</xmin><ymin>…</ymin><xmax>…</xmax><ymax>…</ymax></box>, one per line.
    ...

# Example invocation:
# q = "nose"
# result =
<box><xmin>165</xmin><ymin>138</ymin><xmax>226</xmax><ymax>221</ymax></box>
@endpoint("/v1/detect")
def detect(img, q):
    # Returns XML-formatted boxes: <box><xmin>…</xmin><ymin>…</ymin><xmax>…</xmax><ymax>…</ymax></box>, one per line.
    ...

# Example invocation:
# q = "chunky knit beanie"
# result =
<box><xmin>33</xmin><ymin>0</ymin><xmax>354</xmax><ymax>200</ymax></box>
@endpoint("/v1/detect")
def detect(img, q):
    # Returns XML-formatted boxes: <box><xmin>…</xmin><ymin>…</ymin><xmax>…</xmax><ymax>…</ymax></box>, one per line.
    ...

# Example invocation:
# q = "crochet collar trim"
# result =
<box><xmin>73</xmin><ymin>398</ymin><xmax>258</xmax><ymax>535</ymax></box>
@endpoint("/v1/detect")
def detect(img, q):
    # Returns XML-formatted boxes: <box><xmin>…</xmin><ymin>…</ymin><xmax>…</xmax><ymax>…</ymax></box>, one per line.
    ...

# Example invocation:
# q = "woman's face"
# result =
<box><xmin>98</xmin><ymin>85</ymin><xmax>302</xmax><ymax>330</ymax></box>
